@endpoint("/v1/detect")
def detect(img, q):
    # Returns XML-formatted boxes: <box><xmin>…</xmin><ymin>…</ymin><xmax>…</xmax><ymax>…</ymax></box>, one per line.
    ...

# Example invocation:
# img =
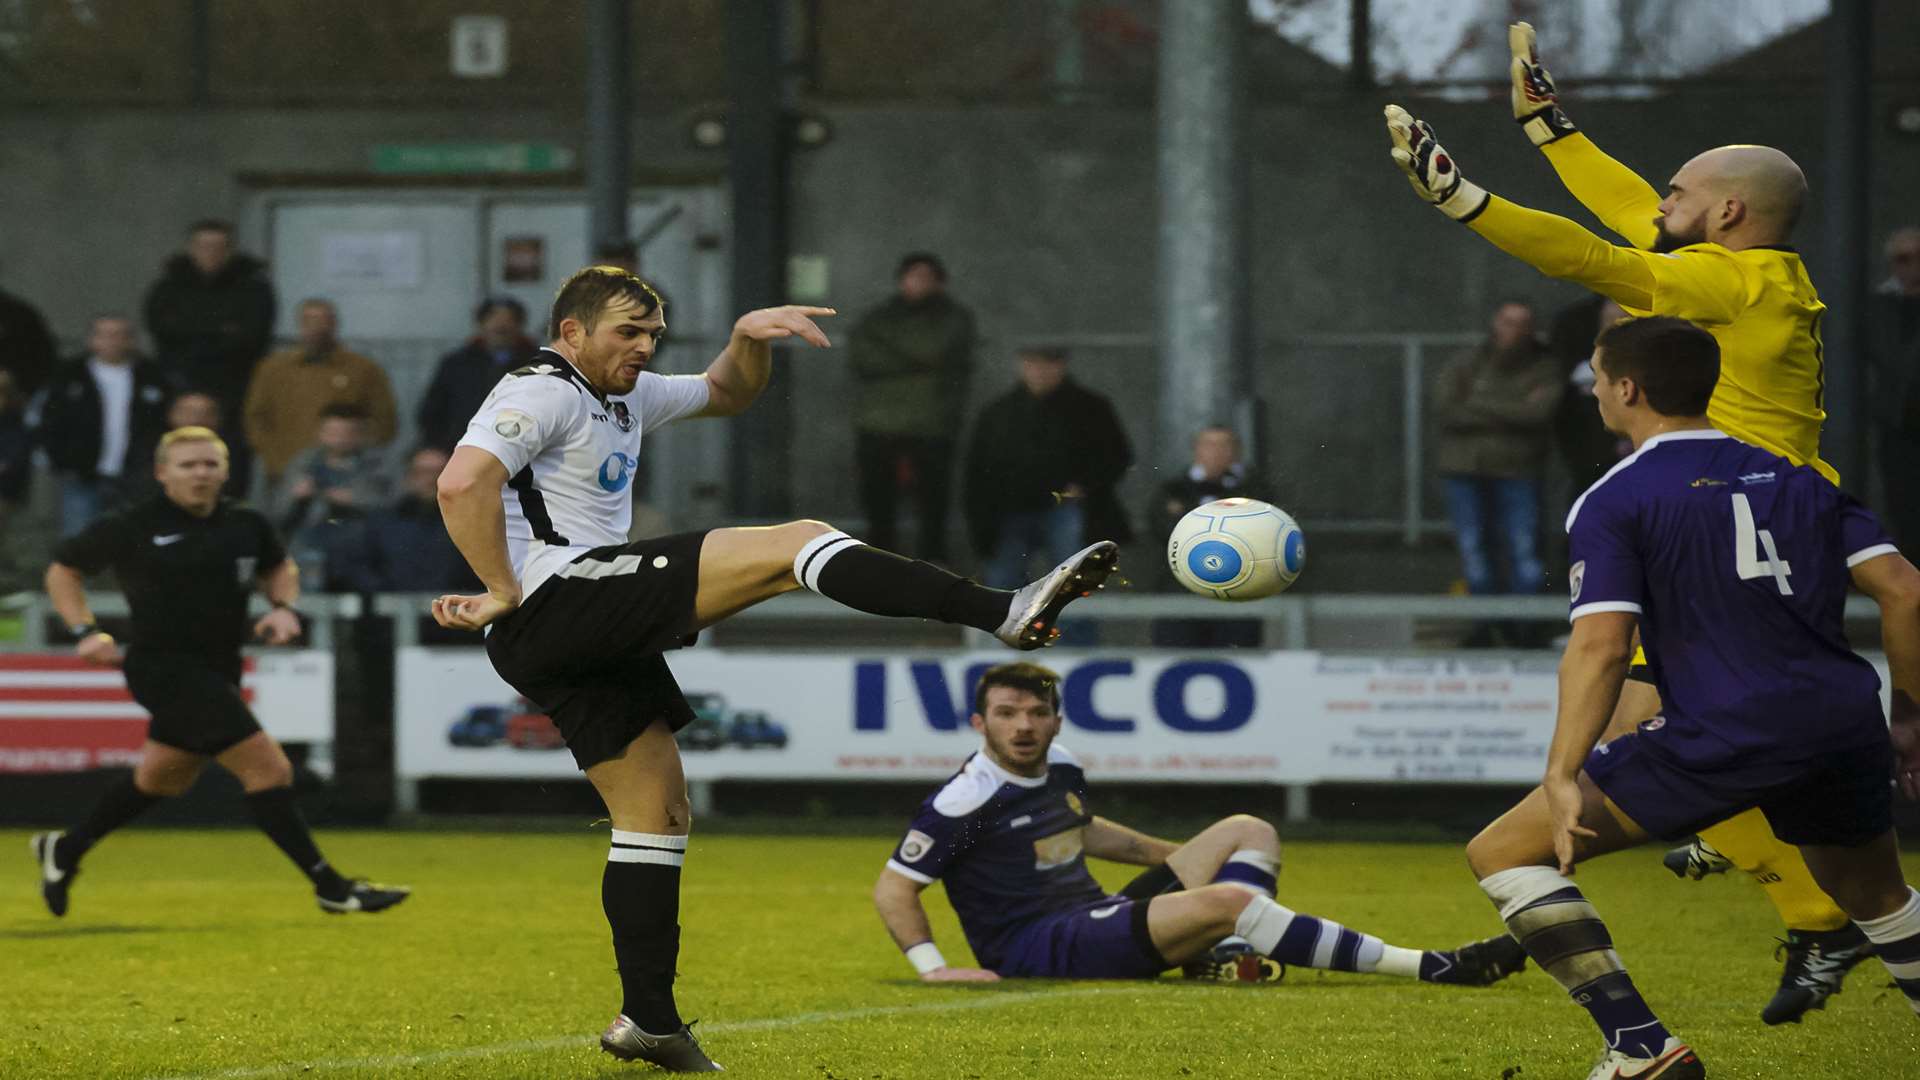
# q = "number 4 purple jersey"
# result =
<box><xmin>1566</xmin><ymin>430</ymin><xmax>1897</xmax><ymax>763</ymax></box>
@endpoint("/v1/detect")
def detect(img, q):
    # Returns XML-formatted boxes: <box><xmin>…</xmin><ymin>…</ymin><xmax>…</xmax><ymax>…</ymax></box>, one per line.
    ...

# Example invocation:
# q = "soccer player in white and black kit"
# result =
<box><xmin>431</xmin><ymin>267</ymin><xmax>1118</xmax><ymax>1071</ymax></box>
<box><xmin>29</xmin><ymin>427</ymin><xmax>409</xmax><ymax>917</ymax></box>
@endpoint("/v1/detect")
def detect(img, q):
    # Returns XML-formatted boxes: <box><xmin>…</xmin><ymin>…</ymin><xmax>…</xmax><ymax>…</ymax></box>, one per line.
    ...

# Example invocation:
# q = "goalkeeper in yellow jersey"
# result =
<box><xmin>1383</xmin><ymin>21</ymin><xmax>1881</xmax><ymax>1027</ymax></box>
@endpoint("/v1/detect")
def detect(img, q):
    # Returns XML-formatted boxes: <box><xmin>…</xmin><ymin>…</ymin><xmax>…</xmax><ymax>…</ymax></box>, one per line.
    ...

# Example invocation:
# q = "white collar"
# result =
<box><xmin>1639</xmin><ymin>428</ymin><xmax>1728</xmax><ymax>451</ymax></box>
<box><xmin>973</xmin><ymin>749</ymin><xmax>1048</xmax><ymax>789</ymax></box>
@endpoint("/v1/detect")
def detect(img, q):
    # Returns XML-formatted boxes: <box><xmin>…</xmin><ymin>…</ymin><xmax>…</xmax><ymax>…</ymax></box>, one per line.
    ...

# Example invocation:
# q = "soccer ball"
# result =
<box><xmin>1166</xmin><ymin>498</ymin><xmax>1305</xmax><ymax>601</ymax></box>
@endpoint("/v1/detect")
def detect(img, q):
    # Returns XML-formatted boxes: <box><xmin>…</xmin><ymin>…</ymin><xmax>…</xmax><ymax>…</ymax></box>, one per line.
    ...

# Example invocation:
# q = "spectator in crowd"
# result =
<box><xmin>0</xmin><ymin>283</ymin><xmax>57</xmax><ymax>399</ymax></box>
<box><xmin>1147</xmin><ymin>425</ymin><xmax>1267</xmax><ymax>648</ymax></box>
<box><xmin>1548</xmin><ymin>294</ymin><xmax>1631</xmax><ymax>495</ymax></box>
<box><xmin>416</xmin><ymin>298</ymin><xmax>539</xmax><ymax>452</ymax></box>
<box><xmin>1870</xmin><ymin>226</ymin><xmax>1920</xmax><ymax>556</ymax></box>
<box><xmin>272</xmin><ymin>404</ymin><xmax>390</xmax><ymax>585</ymax></box>
<box><xmin>1433</xmin><ymin>301</ymin><xmax>1559</xmax><ymax>597</ymax></box>
<box><xmin>143</xmin><ymin>220</ymin><xmax>274</xmax><ymax>496</ymax></box>
<box><xmin>964</xmin><ymin>346</ymin><xmax>1132</xmax><ymax>588</ymax></box>
<box><xmin>166</xmin><ymin>390</ymin><xmax>222</xmax><ymax>432</ymax></box>
<box><xmin>324</xmin><ymin>446</ymin><xmax>478</xmax><ymax>594</ymax></box>
<box><xmin>35</xmin><ymin>315</ymin><xmax>176</xmax><ymax>534</ymax></box>
<box><xmin>849</xmin><ymin>252</ymin><xmax>976</xmax><ymax>560</ymax></box>
<box><xmin>142</xmin><ymin>219</ymin><xmax>274</xmax><ymax>417</ymax></box>
<box><xmin>243</xmin><ymin>298</ymin><xmax>397</xmax><ymax>486</ymax></box>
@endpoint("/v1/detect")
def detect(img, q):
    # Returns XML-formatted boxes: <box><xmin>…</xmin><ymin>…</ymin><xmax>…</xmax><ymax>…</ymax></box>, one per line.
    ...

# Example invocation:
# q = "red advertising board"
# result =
<box><xmin>0</xmin><ymin>655</ymin><xmax>255</xmax><ymax>773</ymax></box>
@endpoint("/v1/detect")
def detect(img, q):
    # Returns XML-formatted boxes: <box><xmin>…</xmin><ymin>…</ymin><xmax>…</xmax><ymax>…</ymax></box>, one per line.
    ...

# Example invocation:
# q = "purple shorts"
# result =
<box><xmin>993</xmin><ymin>896</ymin><xmax>1168</xmax><ymax>979</ymax></box>
<box><xmin>1585</xmin><ymin>721</ymin><xmax>1893</xmax><ymax>847</ymax></box>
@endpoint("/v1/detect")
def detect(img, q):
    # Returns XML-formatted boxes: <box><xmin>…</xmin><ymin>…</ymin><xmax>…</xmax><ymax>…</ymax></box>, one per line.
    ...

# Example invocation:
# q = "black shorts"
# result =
<box><xmin>122</xmin><ymin>649</ymin><xmax>262</xmax><ymax>756</ymax></box>
<box><xmin>485</xmin><ymin>531</ymin><xmax>707</xmax><ymax>770</ymax></box>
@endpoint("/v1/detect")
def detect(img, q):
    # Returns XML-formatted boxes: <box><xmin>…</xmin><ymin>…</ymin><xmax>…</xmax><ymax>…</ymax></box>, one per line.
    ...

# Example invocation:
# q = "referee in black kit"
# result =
<box><xmin>28</xmin><ymin>426</ymin><xmax>408</xmax><ymax>917</ymax></box>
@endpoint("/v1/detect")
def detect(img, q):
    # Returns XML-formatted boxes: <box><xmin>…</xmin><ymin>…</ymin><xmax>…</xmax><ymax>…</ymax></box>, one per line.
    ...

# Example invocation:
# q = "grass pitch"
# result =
<box><xmin>3</xmin><ymin>827</ymin><xmax>1914</xmax><ymax>1079</ymax></box>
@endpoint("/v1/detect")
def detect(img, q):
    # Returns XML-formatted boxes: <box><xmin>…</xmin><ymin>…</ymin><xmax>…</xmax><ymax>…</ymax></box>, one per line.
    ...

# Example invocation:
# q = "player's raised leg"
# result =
<box><xmin>583</xmin><ymin>720</ymin><xmax>719</xmax><ymax>1072</ymax></box>
<box><xmin>29</xmin><ymin>740</ymin><xmax>200</xmax><ymax>917</ymax></box>
<box><xmin>215</xmin><ymin>732</ymin><xmax>409</xmax><ymax>914</ymax></box>
<box><xmin>692</xmin><ymin>519</ymin><xmax>1117</xmax><ymax>649</ymax></box>
<box><xmin>1467</xmin><ymin>775</ymin><xmax>1701</xmax><ymax>1079</ymax></box>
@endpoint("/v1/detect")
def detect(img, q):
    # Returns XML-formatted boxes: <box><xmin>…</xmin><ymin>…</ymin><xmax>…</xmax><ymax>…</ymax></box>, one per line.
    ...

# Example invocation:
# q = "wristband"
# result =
<box><xmin>69</xmin><ymin>623</ymin><xmax>101</xmax><ymax>642</ymax></box>
<box><xmin>270</xmin><ymin>600</ymin><xmax>294</xmax><ymax>611</ymax></box>
<box><xmin>904</xmin><ymin>942</ymin><xmax>946</xmax><ymax>975</ymax></box>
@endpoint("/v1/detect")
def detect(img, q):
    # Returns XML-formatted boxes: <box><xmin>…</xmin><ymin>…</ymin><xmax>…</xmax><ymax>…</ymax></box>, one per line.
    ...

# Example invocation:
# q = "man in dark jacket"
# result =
<box><xmin>143</xmin><ymin>220</ymin><xmax>275</xmax><ymax>493</ymax></box>
<box><xmin>1147</xmin><ymin>425</ymin><xmax>1267</xmax><ymax>647</ymax></box>
<box><xmin>35</xmin><ymin>315</ymin><xmax>175</xmax><ymax>534</ymax></box>
<box><xmin>325</xmin><ymin>446</ymin><xmax>477</xmax><ymax>594</ymax></box>
<box><xmin>0</xmin><ymin>285</ymin><xmax>57</xmax><ymax>399</ymax></box>
<box><xmin>964</xmin><ymin>346</ymin><xmax>1132</xmax><ymax>588</ymax></box>
<box><xmin>416</xmin><ymin>298</ymin><xmax>540</xmax><ymax>452</ymax></box>
<box><xmin>849</xmin><ymin>253</ymin><xmax>976</xmax><ymax>560</ymax></box>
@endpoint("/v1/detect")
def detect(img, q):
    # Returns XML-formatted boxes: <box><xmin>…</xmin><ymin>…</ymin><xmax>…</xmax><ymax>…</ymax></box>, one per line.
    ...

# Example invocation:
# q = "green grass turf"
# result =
<box><xmin>2</xmin><ymin>828</ymin><xmax>1914</xmax><ymax>1079</ymax></box>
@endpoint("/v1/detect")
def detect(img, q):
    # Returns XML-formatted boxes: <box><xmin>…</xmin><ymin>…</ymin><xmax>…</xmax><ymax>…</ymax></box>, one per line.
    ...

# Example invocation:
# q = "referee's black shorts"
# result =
<box><xmin>485</xmin><ymin>531</ymin><xmax>708</xmax><ymax>771</ymax></box>
<box><xmin>122</xmin><ymin>649</ymin><xmax>263</xmax><ymax>756</ymax></box>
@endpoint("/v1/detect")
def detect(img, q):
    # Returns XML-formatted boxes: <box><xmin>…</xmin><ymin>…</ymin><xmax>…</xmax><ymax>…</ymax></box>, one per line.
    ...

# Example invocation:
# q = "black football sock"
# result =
<box><xmin>606</xmin><ymin>831</ymin><xmax>687</xmax><ymax>1033</ymax></box>
<box><xmin>57</xmin><ymin>774</ymin><xmax>162</xmax><ymax>869</ymax></box>
<box><xmin>794</xmin><ymin>530</ymin><xmax>1010</xmax><ymax>632</ymax></box>
<box><xmin>243</xmin><ymin>786</ymin><xmax>349</xmax><ymax>896</ymax></box>
<box><xmin>1119</xmin><ymin>864</ymin><xmax>1182</xmax><ymax>901</ymax></box>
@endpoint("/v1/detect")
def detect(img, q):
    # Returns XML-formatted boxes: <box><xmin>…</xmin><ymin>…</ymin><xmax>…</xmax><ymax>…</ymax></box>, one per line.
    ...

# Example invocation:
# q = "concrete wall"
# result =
<box><xmin>5</xmin><ymin>86</ymin><xmax>1917</xmax><ymax>534</ymax></box>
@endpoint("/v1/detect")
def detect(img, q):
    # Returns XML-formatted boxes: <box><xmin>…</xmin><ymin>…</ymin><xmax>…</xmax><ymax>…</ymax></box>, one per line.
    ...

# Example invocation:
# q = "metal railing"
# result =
<box><xmin>4</xmin><ymin>591</ymin><xmax>1884</xmax><ymax>652</ymax></box>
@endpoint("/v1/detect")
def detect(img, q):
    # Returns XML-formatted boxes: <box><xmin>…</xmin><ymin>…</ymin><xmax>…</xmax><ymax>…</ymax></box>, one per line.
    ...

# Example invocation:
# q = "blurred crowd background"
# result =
<box><xmin>2</xmin><ymin>0</ymin><xmax>1916</xmax><ymax>609</ymax></box>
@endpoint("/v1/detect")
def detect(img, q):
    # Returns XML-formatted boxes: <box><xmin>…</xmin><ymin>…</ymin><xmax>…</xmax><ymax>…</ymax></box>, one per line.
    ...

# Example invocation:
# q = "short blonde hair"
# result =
<box><xmin>157</xmin><ymin>425</ymin><xmax>230</xmax><ymax>464</ymax></box>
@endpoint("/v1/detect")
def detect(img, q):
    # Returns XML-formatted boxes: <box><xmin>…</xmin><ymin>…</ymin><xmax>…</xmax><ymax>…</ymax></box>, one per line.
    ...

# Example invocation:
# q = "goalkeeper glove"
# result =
<box><xmin>1509</xmin><ymin>21</ymin><xmax>1577</xmax><ymax>146</ymax></box>
<box><xmin>1385</xmin><ymin>105</ymin><xmax>1489</xmax><ymax>223</ymax></box>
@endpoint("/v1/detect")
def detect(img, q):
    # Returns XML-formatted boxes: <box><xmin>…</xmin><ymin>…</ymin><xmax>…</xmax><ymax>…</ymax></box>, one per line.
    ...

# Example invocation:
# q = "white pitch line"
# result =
<box><xmin>145</xmin><ymin>985</ymin><xmax>1144</xmax><ymax>1080</ymax></box>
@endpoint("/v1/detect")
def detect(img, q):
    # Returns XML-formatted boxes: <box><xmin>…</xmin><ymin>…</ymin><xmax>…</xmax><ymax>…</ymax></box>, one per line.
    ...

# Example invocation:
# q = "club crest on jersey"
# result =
<box><xmin>493</xmin><ymin>408</ymin><xmax>536</xmax><ymax>443</ymax></box>
<box><xmin>598</xmin><ymin>452</ymin><xmax>637</xmax><ymax>493</ymax></box>
<box><xmin>899</xmin><ymin>829</ymin><xmax>934</xmax><ymax>863</ymax></box>
<box><xmin>1568</xmin><ymin>560</ymin><xmax>1585</xmax><ymax>604</ymax></box>
<box><xmin>611</xmin><ymin>401</ymin><xmax>635</xmax><ymax>432</ymax></box>
<box><xmin>1065</xmin><ymin>791</ymin><xmax>1084</xmax><ymax>817</ymax></box>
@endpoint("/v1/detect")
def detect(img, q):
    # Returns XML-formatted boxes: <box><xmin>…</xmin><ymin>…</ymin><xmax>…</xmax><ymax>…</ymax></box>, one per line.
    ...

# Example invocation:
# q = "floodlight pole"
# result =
<box><xmin>1156</xmin><ymin>1</ymin><xmax>1253</xmax><ymax>471</ymax></box>
<box><xmin>586</xmin><ymin>0</ymin><xmax>633</xmax><ymax>257</ymax></box>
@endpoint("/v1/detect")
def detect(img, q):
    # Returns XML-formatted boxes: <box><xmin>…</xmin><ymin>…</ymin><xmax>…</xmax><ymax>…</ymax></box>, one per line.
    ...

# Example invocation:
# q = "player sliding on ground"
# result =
<box><xmin>431</xmin><ymin>267</ymin><xmax>1118</xmax><ymax>1072</ymax></box>
<box><xmin>1389</xmin><ymin>19</ymin><xmax>1871</xmax><ymax>1025</ymax></box>
<box><xmin>1465</xmin><ymin>317</ymin><xmax>1920</xmax><ymax>1080</ymax></box>
<box><xmin>872</xmin><ymin>661</ymin><xmax>1528</xmax><ymax>988</ymax></box>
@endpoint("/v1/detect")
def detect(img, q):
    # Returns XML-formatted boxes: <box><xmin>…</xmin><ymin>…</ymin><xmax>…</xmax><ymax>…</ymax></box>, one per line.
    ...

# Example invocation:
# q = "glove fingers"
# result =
<box><xmin>1508</xmin><ymin>21</ymin><xmax>1536</xmax><ymax>63</ymax></box>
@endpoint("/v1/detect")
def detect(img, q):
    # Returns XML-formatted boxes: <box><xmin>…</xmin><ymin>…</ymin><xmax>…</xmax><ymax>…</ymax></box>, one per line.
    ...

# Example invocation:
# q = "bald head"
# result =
<box><xmin>1655</xmin><ymin>144</ymin><xmax>1807</xmax><ymax>252</ymax></box>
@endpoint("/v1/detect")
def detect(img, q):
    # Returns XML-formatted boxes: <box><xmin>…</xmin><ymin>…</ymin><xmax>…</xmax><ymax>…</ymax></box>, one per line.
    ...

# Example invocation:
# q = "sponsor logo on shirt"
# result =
<box><xmin>597</xmin><ymin>452</ymin><xmax>638</xmax><ymax>493</ymax></box>
<box><xmin>1569</xmin><ymin>560</ymin><xmax>1585</xmax><ymax>604</ymax></box>
<box><xmin>1032</xmin><ymin>827</ymin><xmax>1085</xmax><ymax>871</ymax></box>
<box><xmin>899</xmin><ymin>829</ymin><xmax>934</xmax><ymax>863</ymax></box>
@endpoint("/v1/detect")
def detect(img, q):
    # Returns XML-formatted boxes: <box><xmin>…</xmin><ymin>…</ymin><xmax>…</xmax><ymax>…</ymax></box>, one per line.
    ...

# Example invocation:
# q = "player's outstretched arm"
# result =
<box><xmin>1387</xmin><ymin>105</ymin><xmax>1671</xmax><ymax>311</ymax></box>
<box><xmin>1544</xmin><ymin>610</ymin><xmax>1636</xmax><ymax>872</ymax></box>
<box><xmin>1851</xmin><ymin>551</ymin><xmax>1920</xmax><ymax>798</ymax></box>
<box><xmin>1083</xmin><ymin>816</ymin><xmax>1178</xmax><ymax>867</ymax></box>
<box><xmin>872</xmin><ymin>867</ymin><xmax>999</xmax><ymax>983</ymax></box>
<box><xmin>432</xmin><ymin>446</ymin><xmax>521</xmax><ymax>631</ymax></box>
<box><xmin>697</xmin><ymin>305</ymin><xmax>837</xmax><ymax>417</ymax></box>
<box><xmin>1508</xmin><ymin>22</ymin><xmax>1661</xmax><ymax>249</ymax></box>
<box><xmin>44</xmin><ymin>562</ymin><xmax>119</xmax><ymax>668</ymax></box>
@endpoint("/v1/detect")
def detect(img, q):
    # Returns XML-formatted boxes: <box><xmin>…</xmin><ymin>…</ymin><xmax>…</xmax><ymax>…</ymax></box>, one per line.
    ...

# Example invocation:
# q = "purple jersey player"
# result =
<box><xmin>1465</xmin><ymin>317</ymin><xmax>1920</xmax><ymax>1080</ymax></box>
<box><xmin>872</xmin><ymin>662</ymin><xmax>1529</xmax><ymax>988</ymax></box>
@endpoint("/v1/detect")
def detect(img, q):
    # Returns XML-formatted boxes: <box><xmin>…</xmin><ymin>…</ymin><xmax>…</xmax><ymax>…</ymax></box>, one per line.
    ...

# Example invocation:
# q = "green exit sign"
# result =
<box><xmin>371</xmin><ymin>142</ymin><xmax>576</xmax><ymax>175</ymax></box>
